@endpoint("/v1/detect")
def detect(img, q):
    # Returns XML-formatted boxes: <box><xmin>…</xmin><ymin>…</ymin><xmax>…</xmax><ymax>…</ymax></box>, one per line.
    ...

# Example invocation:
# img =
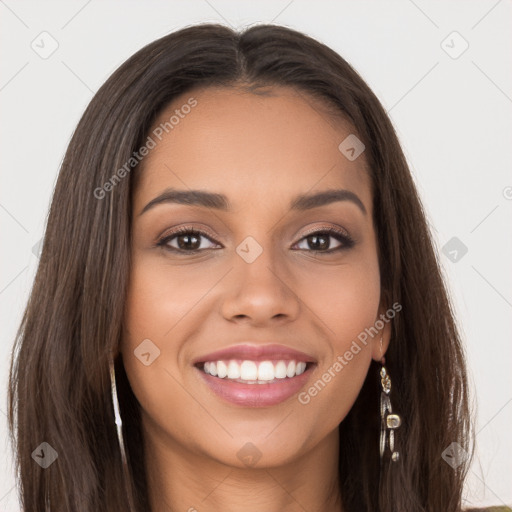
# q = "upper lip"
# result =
<box><xmin>193</xmin><ymin>343</ymin><xmax>317</xmax><ymax>365</ymax></box>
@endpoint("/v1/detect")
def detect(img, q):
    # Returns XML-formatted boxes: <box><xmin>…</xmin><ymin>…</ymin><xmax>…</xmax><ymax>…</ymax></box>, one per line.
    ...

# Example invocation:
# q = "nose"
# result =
<box><xmin>220</xmin><ymin>239</ymin><xmax>301</xmax><ymax>326</ymax></box>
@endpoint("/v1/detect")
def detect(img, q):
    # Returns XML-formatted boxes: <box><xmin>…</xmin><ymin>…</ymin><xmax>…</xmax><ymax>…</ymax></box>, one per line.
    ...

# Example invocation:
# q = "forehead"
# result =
<box><xmin>134</xmin><ymin>85</ymin><xmax>371</xmax><ymax>213</ymax></box>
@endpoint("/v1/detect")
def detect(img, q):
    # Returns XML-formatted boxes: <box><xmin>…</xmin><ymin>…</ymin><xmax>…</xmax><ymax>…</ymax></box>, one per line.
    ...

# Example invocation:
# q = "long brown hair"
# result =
<box><xmin>8</xmin><ymin>23</ymin><xmax>474</xmax><ymax>511</ymax></box>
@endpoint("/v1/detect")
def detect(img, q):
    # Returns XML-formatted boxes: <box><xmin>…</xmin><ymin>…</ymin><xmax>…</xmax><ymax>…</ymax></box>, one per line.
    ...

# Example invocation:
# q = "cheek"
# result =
<box><xmin>301</xmin><ymin>251</ymin><xmax>381</xmax><ymax>349</ymax></box>
<box><xmin>120</xmin><ymin>255</ymin><xmax>225</xmax><ymax>425</ymax></box>
<box><xmin>122</xmin><ymin>254</ymin><xmax>218</xmax><ymax>351</ymax></box>
<box><xmin>296</xmin><ymin>252</ymin><xmax>380</xmax><ymax>422</ymax></box>
<box><xmin>120</xmin><ymin>258</ymin><xmax>188</xmax><ymax>416</ymax></box>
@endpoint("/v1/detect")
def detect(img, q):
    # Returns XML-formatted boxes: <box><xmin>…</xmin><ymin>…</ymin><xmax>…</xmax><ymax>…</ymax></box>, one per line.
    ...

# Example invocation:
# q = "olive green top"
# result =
<box><xmin>465</xmin><ymin>507</ymin><xmax>512</xmax><ymax>512</ymax></box>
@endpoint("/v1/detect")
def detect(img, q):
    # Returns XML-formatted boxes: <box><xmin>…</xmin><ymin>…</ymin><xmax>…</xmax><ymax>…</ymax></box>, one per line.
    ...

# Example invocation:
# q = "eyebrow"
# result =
<box><xmin>139</xmin><ymin>187</ymin><xmax>367</xmax><ymax>216</ymax></box>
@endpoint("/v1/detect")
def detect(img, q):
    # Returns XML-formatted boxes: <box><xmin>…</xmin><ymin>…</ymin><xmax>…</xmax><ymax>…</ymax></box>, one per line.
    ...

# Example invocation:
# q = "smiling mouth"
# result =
<box><xmin>195</xmin><ymin>359</ymin><xmax>316</xmax><ymax>384</ymax></box>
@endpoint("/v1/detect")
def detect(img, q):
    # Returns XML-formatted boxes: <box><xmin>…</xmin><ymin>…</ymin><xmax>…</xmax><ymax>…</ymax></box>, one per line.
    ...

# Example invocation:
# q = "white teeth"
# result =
<box><xmin>275</xmin><ymin>361</ymin><xmax>287</xmax><ymax>379</ymax></box>
<box><xmin>240</xmin><ymin>360</ymin><xmax>258</xmax><ymax>380</ymax></box>
<box><xmin>202</xmin><ymin>359</ymin><xmax>310</xmax><ymax>382</ymax></box>
<box><xmin>227</xmin><ymin>360</ymin><xmax>240</xmax><ymax>379</ymax></box>
<box><xmin>286</xmin><ymin>360</ymin><xmax>296</xmax><ymax>378</ymax></box>
<box><xmin>257</xmin><ymin>361</ymin><xmax>274</xmax><ymax>381</ymax></box>
<box><xmin>217</xmin><ymin>360</ymin><xmax>227</xmax><ymax>378</ymax></box>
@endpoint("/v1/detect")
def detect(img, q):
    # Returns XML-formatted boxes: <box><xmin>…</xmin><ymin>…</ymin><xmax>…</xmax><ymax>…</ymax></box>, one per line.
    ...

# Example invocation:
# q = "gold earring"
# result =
<box><xmin>379</xmin><ymin>356</ymin><xmax>401</xmax><ymax>462</ymax></box>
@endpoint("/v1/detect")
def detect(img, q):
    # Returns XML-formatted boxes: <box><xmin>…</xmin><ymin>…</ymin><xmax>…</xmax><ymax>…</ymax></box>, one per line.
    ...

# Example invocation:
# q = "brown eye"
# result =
<box><xmin>294</xmin><ymin>228</ymin><xmax>354</xmax><ymax>253</ymax></box>
<box><xmin>157</xmin><ymin>228</ymin><xmax>220</xmax><ymax>253</ymax></box>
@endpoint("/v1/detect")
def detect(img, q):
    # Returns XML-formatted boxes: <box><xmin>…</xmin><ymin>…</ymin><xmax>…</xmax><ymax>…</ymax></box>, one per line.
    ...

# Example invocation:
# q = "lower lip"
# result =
<box><xmin>196</xmin><ymin>365</ymin><xmax>315</xmax><ymax>407</ymax></box>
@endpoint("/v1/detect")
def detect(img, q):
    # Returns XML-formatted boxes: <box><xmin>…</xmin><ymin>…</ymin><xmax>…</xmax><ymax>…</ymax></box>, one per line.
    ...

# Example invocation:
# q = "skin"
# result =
<box><xmin>121</xmin><ymin>85</ymin><xmax>391</xmax><ymax>512</ymax></box>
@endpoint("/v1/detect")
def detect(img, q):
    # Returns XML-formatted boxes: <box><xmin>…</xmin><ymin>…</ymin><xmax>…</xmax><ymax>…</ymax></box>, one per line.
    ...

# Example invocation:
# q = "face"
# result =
<box><xmin>121</xmin><ymin>85</ymin><xmax>390</xmax><ymax>470</ymax></box>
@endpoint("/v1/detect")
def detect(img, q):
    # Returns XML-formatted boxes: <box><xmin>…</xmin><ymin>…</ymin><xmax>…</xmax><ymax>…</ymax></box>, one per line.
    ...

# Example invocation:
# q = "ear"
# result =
<box><xmin>371</xmin><ymin>301</ymin><xmax>392</xmax><ymax>363</ymax></box>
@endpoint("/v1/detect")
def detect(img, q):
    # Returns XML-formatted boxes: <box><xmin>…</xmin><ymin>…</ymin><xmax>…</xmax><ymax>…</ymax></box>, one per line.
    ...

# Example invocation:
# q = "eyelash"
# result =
<box><xmin>156</xmin><ymin>225</ymin><xmax>355</xmax><ymax>255</ymax></box>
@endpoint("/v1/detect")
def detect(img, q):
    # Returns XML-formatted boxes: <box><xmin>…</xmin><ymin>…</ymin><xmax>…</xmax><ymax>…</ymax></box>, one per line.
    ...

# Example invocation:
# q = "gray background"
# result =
<box><xmin>1</xmin><ymin>0</ymin><xmax>511</xmax><ymax>509</ymax></box>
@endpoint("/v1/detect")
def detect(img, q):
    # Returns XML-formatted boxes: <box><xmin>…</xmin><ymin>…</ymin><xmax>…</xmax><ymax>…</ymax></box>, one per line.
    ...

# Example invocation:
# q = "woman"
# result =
<box><xmin>8</xmin><ymin>22</ymin><xmax>498</xmax><ymax>511</ymax></box>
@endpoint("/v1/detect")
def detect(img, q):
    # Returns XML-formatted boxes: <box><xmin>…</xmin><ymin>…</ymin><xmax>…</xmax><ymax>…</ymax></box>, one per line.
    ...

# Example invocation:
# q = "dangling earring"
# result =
<box><xmin>108</xmin><ymin>351</ymin><xmax>137</xmax><ymax>511</ymax></box>
<box><xmin>109</xmin><ymin>350</ymin><xmax>128</xmax><ymax>466</ymax></box>
<box><xmin>379</xmin><ymin>349</ymin><xmax>401</xmax><ymax>462</ymax></box>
